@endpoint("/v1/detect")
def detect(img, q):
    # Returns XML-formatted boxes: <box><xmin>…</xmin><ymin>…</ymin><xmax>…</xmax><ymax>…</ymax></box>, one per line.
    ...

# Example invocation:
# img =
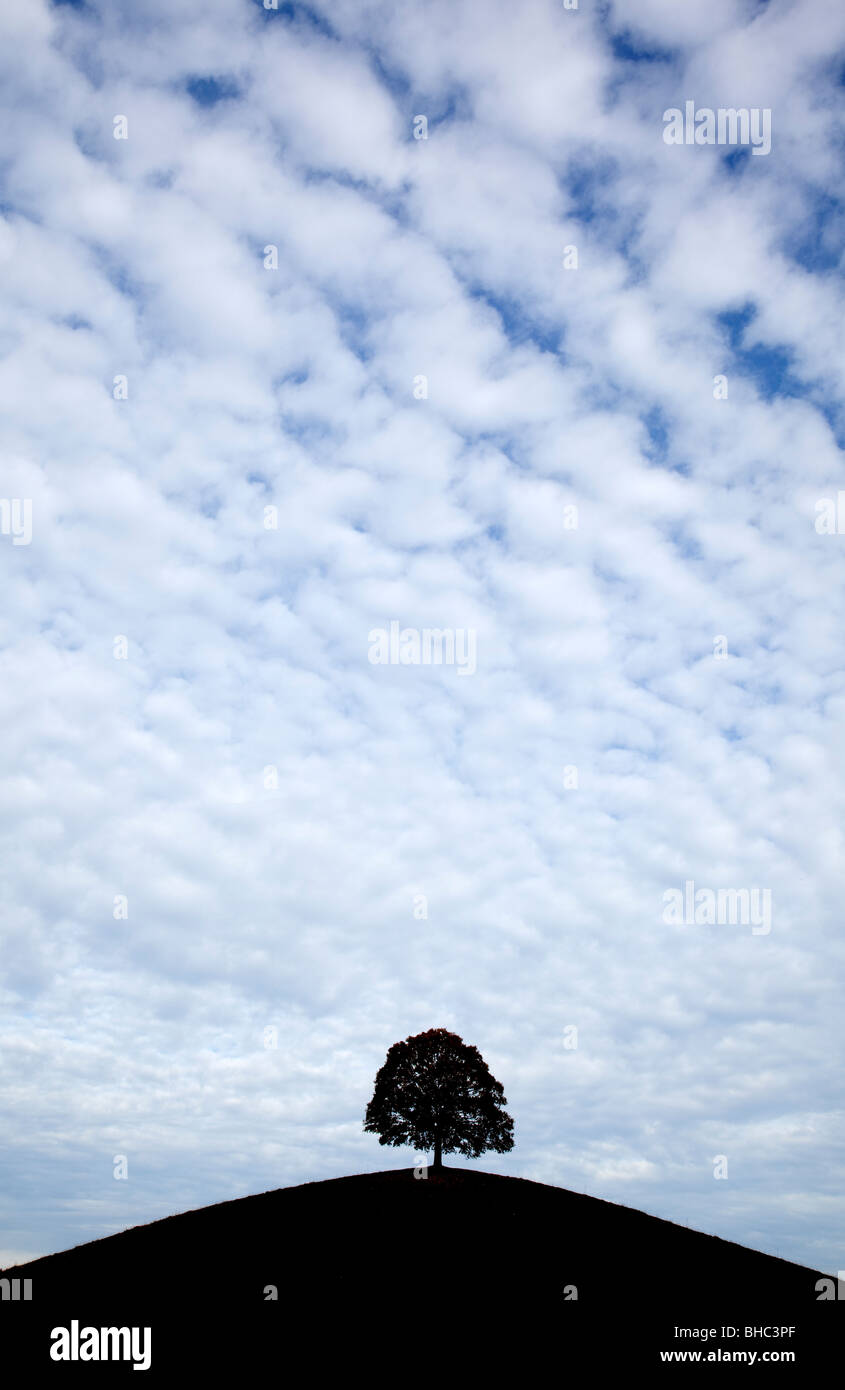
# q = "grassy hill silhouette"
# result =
<box><xmin>4</xmin><ymin>1167</ymin><xmax>841</xmax><ymax>1374</ymax></box>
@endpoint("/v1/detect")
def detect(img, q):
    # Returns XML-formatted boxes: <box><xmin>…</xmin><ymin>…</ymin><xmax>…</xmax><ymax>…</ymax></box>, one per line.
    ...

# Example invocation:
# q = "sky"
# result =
<box><xmin>0</xmin><ymin>0</ymin><xmax>844</xmax><ymax>1278</ymax></box>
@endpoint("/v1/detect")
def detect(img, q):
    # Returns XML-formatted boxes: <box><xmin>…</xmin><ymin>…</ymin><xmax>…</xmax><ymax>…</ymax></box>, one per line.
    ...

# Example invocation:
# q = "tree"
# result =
<box><xmin>364</xmin><ymin>1028</ymin><xmax>514</xmax><ymax>1169</ymax></box>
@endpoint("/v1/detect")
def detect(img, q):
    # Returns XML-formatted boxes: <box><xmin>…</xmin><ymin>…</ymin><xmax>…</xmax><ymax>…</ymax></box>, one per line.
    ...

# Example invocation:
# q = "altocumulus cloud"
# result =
<box><xmin>0</xmin><ymin>0</ymin><xmax>844</xmax><ymax>1275</ymax></box>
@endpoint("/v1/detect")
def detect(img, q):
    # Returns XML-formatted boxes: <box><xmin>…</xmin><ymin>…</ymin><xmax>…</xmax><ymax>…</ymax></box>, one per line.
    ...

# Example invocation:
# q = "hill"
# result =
<box><xmin>3</xmin><ymin>1167</ymin><xmax>841</xmax><ymax>1375</ymax></box>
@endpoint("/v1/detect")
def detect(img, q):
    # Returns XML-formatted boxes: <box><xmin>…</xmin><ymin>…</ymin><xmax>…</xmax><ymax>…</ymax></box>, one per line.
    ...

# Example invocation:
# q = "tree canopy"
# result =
<box><xmin>364</xmin><ymin>1027</ymin><xmax>515</xmax><ymax>1168</ymax></box>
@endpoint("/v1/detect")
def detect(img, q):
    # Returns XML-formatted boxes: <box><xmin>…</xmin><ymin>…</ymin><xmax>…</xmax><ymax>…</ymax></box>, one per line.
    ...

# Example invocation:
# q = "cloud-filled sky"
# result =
<box><xmin>1</xmin><ymin>0</ymin><xmax>844</xmax><ymax>1276</ymax></box>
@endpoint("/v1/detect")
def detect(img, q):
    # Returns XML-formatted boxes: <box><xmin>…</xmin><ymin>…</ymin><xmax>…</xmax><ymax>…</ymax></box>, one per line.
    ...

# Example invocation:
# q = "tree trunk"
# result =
<box><xmin>433</xmin><ymin>1136</ymin><xmax>442</xmax><ymax>1169</ymax></box>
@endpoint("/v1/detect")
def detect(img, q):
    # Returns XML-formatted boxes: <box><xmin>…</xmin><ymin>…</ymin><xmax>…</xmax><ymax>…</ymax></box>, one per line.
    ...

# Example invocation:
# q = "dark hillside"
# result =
<box><xmin>4</xmin><ymin>1168</ymin><xmax>840</xmax><ymax>1375</ymax></box>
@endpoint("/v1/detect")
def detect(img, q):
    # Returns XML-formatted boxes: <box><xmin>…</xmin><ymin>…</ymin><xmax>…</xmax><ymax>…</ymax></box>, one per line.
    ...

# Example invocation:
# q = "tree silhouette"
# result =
<box><xmin>364</xmin><ymin>1027</ymin><xmax>515</xmax><ymax>1169</ymax></box>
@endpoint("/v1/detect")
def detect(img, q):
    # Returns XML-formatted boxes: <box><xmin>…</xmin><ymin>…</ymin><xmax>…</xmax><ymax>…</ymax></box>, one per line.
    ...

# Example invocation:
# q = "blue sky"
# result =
<box><xmin>1</xmin><ymin>0</ymin><xmax>844</xmax><ymax>1277</ymax></box>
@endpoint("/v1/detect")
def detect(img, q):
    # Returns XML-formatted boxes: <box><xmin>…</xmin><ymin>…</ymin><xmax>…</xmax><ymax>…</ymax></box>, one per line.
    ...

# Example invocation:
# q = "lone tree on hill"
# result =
<box><xmin>364</xmin><ymin>1027</ymin><xmax>515</xmax><ymax>1169</ymax></box>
